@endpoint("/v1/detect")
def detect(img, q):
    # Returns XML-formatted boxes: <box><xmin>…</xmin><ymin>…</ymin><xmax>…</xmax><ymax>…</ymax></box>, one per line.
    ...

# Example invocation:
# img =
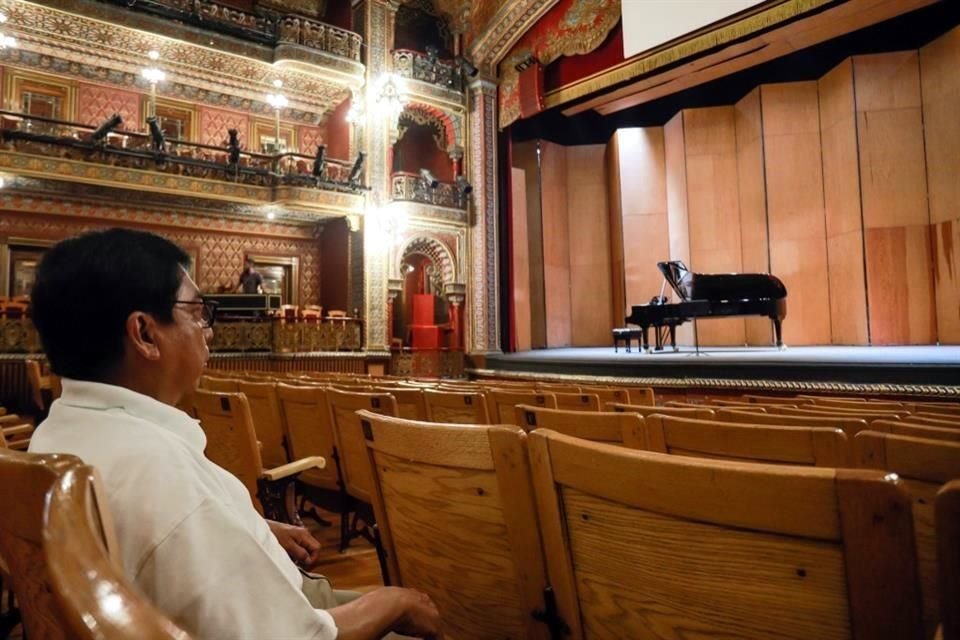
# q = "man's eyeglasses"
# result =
<box><xmin>174</xmin><ymin>299</ymin><xmax>218</xmax><ymax>328</ymax></box>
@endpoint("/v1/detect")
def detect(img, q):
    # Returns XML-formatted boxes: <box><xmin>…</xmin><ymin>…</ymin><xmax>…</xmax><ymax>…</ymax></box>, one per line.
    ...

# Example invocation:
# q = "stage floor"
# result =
<box><xmin>481</xmin><ymin>345</ymin><xmax>960</xmax><ymax>387</ymax></box>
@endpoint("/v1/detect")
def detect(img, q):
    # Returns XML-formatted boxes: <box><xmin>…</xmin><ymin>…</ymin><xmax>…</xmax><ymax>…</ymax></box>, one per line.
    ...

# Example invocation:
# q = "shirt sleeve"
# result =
<box><xmin>135</xmin><ymin>499</ymin><xmax>338</xmax><ymax>640</ymax></box>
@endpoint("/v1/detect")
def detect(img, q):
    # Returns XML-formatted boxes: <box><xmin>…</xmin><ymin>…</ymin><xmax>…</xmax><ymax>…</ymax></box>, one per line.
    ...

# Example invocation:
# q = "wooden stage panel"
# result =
<box><xmin>540</xmin><ymin>141</ymin><xmax>573</xmax><ymax>347</ymax></box>
<box><xmin>664</xmin><ymin>112</ymin><xmax>694</xmax><ymax>345</ymax></box>
<box><xmin>510</xmin><ymin>167</ymin><xmax>532</xmax><ymax>351</ymax></box>
<box><xmin>762</xmin><ymin>82</ymin><xmax>831</xmax><ymax>346</ymax></box>
<box><xmin>735</xmin><ymin>89</ymin><xmax>772</xmax><ymax>346</ymax></box>
<box><xmin>921</xmin><ymin>26</ymin><xmax>960</xmax><ymax>343</ymax></box>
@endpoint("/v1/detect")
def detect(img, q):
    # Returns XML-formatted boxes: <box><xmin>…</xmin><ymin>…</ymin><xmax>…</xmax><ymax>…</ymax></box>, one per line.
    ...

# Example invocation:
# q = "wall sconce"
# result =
<box><xmin>0</xmin><ymin>13</ymin><xmax>17</xmax><ymax>50</ymax></box>
<box><xmin>266</xmin><ymin>80</ymin><xmax>288</xmax><ymax>153</ymax></box>
<box><xmin>375</xmin><ymin>74</ymin><xmax>407</xmax><ymax>121</ymax></box>
<box><xmin>419</xmin><ymin>168</ymin><xmax>439</xmax><ymax>189</ymax></box>
<box><xmin>141</xmin><ymin>50</ymin><xmax>166</xmax><ymax>119</ymax></box>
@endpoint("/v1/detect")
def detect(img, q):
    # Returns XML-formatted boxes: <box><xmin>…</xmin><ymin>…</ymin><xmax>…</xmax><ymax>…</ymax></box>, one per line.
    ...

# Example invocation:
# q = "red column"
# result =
<box><xmin>448</xmin><ymin>299</ymin><xmax>462</xmax><ymax>350</ymax></box>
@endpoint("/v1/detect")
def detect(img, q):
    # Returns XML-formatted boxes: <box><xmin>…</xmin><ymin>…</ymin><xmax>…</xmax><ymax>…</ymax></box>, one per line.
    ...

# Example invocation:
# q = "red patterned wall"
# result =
<box><xmin>76</xmin><ymin>83</ymin><xmax>142</xmax><ymax>132</ymax></box>
<box><xmin>298</xmin><ymin>124</ymin><xmax>326</xmax><ymax>156</ymax></box>
<box><xmin>199</xmin><ymin>106</ymin><xmax>250</xmax><ymax>148</ymax></box>
<box><xmin>0</xmin><ymin>208</ymin><xmax>323</xmax><ymax>304</ymax></box>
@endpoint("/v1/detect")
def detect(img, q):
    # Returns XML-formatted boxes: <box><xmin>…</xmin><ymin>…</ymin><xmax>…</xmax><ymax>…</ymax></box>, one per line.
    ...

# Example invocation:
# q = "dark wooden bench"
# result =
<box><xmin>612</xmin><ymin>327</ymin><xmax>644</xmax><ymax>353</ymax></box>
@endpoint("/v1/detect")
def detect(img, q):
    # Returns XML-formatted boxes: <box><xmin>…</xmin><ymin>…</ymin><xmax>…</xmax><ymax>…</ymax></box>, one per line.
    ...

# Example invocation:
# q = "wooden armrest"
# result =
<box><xmin>261</xmin><ymin>456</ymin><xmax>325</xmax><ymax>481</ymax></box>
<box><xmin>0</xmin><ymin>414</ymin><xmax>25</xmax><ymax>425</ymax></box>
<box><xmin>7</xmin><ymin>439</ymin><xmax>30</xmax><ymax>451</ymax></box>
<box><xmin>0</xmin><ymin>407</ymin><xmax>6</xmax><ymax>416</ymax></box>
<box><xmin>2</xmin><ymin>424</ymin><xmax>33</xmax><ymax>438</ymax></box>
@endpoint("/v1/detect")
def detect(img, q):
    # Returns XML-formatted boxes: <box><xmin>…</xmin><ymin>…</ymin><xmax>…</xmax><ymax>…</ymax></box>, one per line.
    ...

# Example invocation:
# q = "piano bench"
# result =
<box><xmin>613</xmin><ymin>328</ymin><xmax>644</xmax><ymax>353</ymax></box>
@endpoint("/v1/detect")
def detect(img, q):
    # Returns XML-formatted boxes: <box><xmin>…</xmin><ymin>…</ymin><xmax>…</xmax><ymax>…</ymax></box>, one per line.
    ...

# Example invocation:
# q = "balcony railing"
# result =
<box><xmin>99</xmin><ymin>0</ymin><xmax>362</xmax><ymax>61</ymax></box>
<box><xmin>391</xmin><ymin>172</ymin><xmax>466</xmax><ymax>210</ymax></box>
<box><xmin>392</xmin><ymin>49</ymin><xmax>463</xmax><ymax>92</ymax></box>
<box><xmin>0</xmin><ymin>111</ymin><xmax>365</xmax><ymax>194</ymax></box>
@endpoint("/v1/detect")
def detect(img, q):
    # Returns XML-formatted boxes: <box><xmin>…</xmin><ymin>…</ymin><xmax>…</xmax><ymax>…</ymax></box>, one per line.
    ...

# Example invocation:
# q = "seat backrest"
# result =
<box><xmin>802</xmin><ymin>396</ymin><xmax>905</xmax><ymax>412</ymax></box>
<box><xmin>528</xmin><ymin>429</ymin><xmax>923</xmax><ymax>640</ymax></box>
<box><xmin>198</xmin><ymin>376</ymin><xmax>241</xmax><ymax>392</ymax></box>
<box><xmin>626</xmin><ymin>387</ymin><xmax>655</xmax><ymax>406</ymax></box>
<box><xmin>485</xmin><ymin>390</ymin><xmax>557</xmax><ymax>425</ymax></box>
<box><xmin>374</xmin><ymin>386</ymin><xmax>428</xmax><ymax>420</ymax></box>
<box><xmin>192</xmin><ymin>390</ymin><xmax>264</xmax><ymax>512</ymax></box>
<box><xmin>236</xmin><ymin>381</ymin><xmax>289</xmax><ymax>469</ymax></box>
<box><xmin>356</xmin><ymin>411</ymin><xmax>551</xmax><ymax>639</ymax></box>
<box><xmin>709</xmin><ymin>398</ymin><xmax>800</xmax><ymax>409</ymax></box>
<box><xmin>906</xmin><ymin>413</ymin><xmax>960</xmax><ymax>429</ymax></box>
<box><xmin>423</xmin><ymin>389</ymin><xmax>490</xmax><ymax>424</ymax></box>
<box><xmin>552</xmin><ymin>392</ymin><xmax>601</xmax><ymax>412</ymax></box>
<box><xmin>536</xmin><ymin>383</ymin><xmax>581</xmax><ymax>393</ymax></box>
<box><xmin>870</xmin><ymin>419</ymin><xmax>960</xmax><ymax>443</ymax></box>
<box><xmin>582</xmin><ymin>386</ymin><xmax>631</xmax><ymax>405</ymax></box>
<box><xmin>715</xmin><ymin>408</ymin><xmax>870</xmax><ymax>439</ymax></box>
<box><xmin>275</xmin><ymin>384</ymin><xmax>340</xmax><ymax>491</ymax></box>
<box><xmin>854</xmin><ymin>431</ymin><xmax>960</xmax><ymax>639</ymax></box>
<box><xmin>741</xmin><ymin>394</ymin><xmax>804</xmax><ymax>405</ymax></box>
<box><xmin>326</xmin><ymin>389</ymin><xmax>397</xmax><ymax>502</ymax></box>
<box><xmin>0</xmin><ymin>449</ymin><xmax>190</xmax><ymax>639</ymax></box>
<box><xmin>906</xmin><ymin>403</ymin><xmax>960</xmax><ymax>418</ymax></box>
<box><xmin>515</xmin><ymin>405</ymin><xmax>644</xmax><ymax>447</ymax></box>
<box><xmin>643</xmin><ymin>414</ymin><xmax>849</xmax><ymax>467</ymax></box>
<box><xmin>605</xmin><ymin>402</ymin><xmax>715</xmax><ymax>419</ymax></box>
<box><xmin>24</xmin><ymin>359</ymin><xmax>48</xmax><ymax>412</ymax></box>
<box><xmin>771</xmin><ymin>405</ymin><xmax>908</xmax><ymax>423</ymax></box>
<box><xmin>937</xmin><ymin>480</ymin><xmax>960</xmax><ymax>640</ymax></box>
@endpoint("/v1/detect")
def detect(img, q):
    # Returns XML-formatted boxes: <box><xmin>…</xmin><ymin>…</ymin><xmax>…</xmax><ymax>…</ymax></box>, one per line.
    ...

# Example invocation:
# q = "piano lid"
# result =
<box><xmin>657</xmin><ymin>261</ymin><xmax>787</xmax><ymax>302</ymax></box>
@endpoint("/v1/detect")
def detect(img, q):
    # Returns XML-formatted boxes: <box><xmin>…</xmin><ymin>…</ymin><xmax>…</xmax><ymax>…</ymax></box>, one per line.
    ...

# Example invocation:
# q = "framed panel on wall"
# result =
<box><xmin>251</xmin><ymin>118</ymin><xmax>296</xmax><ymax>154</ymax></box>
<box><xmin>1</xmin><ymin>238</ymin><xmax>55</xmax><ymax>298</ymax></box>
<box><xmin>150</xmin><ymin>98</ymin><xmax>197</xmax><ymax>142</ymax></box>
<box><xmin>4</xmin><ymin>70</ymin><xmax>77</xmax><ymax>126</ymax></box>
<box><xmin>248</xmin><ymin>254</ymin><xmax>299</xmax><ymax>305</ymax></box>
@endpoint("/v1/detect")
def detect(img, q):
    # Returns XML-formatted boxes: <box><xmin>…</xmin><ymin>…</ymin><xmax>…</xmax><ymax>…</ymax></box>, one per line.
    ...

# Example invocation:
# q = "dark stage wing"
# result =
<box><xmin>625</xmin><ymin>261</ymin><xmax>787</xmax><ymax>351</ymax></box>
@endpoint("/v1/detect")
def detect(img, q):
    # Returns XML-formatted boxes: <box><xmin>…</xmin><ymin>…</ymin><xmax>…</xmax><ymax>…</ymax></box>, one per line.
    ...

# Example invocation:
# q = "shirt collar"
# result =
<box><xmin>56</xmin><ymin>379</ymin><xmax>206</xmax><ymax>450</ymax></box>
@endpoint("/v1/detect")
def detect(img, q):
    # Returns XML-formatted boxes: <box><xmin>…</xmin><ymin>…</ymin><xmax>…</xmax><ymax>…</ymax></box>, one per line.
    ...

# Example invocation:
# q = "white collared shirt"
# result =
<box><xmin>30</xmin><ymin>379</ymin><xmax>338</xmax><ymax>640</ymax></box>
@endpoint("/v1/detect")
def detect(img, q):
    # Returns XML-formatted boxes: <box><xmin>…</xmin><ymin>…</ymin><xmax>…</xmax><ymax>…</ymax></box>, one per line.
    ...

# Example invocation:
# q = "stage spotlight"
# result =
<box><xmin>348</xmin><ymin>151</ymin><xmax>366</xmax><ymax>184</ymax></box>
<box><xmin>312</xmin><ymin>144</ymin><xmax>327</xmax><ymax>178</ymax></box>
<box><xmin>456</xmin><ymin>56</ymin><xmax>479</xmax><ymax>78</ymax></box>
<box><xmin>419</xmin><ymin>168</ymin><xmax>439</xmax><ymax>189</ymax></box>
<box><xmin>146</xmin><ymin>116</ymin><xmax>166</xmax><ymax>152</ymax></box>
<box><xmin>90</xmin><ymin>114</ymin><xmax>123</xmax><ymax>144</ymax></box>
<box><xmin>226</xmin><ymin>128</ymin><xmax>241</xmax><ymax>166</ymax></box>
<box><xmin>455</xmin><ymin>175</ymin><xmax>473</xmax><ymax>195</ymax></box>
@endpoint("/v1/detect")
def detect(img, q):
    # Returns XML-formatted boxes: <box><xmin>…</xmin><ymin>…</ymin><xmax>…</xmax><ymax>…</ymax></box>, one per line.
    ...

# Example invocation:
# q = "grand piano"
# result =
<box><xmin>626</xmin><ymin>261</ymin><xmax>787</xmax><ymax>352</ymax></box>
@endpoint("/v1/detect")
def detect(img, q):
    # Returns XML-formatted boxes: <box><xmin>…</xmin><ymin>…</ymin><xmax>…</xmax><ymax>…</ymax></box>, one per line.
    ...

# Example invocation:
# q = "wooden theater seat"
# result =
<box><xmin>0</xmin><ymin>421</ymin><xmax>33</xmax><ymax>451</ymax></box>
<box><xmin>0</xmin><ymin>449</ymin><xmax>191</xmax><ymax>639</ymax></box>
<box><xmin>485</xmin><ymin>390</ymin><xmax>557</xmax><ymax>425</ymax></box>
<box><xmin>871</xmin><ymin>420</ymin><xmax>960</xmax><ymax>443</ymax></box>
<box><xmin>236</xmin><ymin>380</ymin><xmax>290</xmax><ymax>469</ymax></box>
<box><xmin>374</xmin><ymin>386</ymin><xmax>428</xmax><ymax>420</ymax></box>
<box><xmin>193</xmin><ymin>390</ymin><xmax>325</xmax><ymax>524</ymax></box>
<box><xmin>715</xmin><ymin>408</ymin><xmax>870</xmax><ymax>439</ymax></box>
<box><xmin>770</xmin><ymin>405</ymin><xmax>909</xmax><ymax>423</ymax></box>
<box><xmin>605</xmin><ymin>402</ymin><xmax>715</xmax><ymax>419</ymax></box>
<box><xmin>937</xmin><ymin>480</ymin><xmax>960</xmax><ymax>640</ymax></box>
<box><xmin>423</xmin><ymin>389</ymin><xmax>490</xmax><ymax>424</ymax></box>
<box><xmin>528</xmin><ymin>429</ymin><xmax>924</xmax><ymax>639</ymax></box>
<box><xmin>641</xmin><ymin>415</ymin><xmax>850</xmax><ymax>467</ymax></box>
<box><xmin>854</xmin><ymin>431</ymin><xmax>960</xmax><ymax>639</ymax></box>
<box><xmin>197</xmin><ymin>376</ymin><xmax>241</xmax><ymax>392</ymax></box>
<box><xmin>514</xmin><ymin>405</ymin><xmax>644</xmax><ymax>447</ymax></box>
<box><xmin>356</xmin><ymin>411</ymin><xmax>554</xmax><ymax>639</ymax></box>
<box><xmin>551</xmin><ymin>392</ymin><xmax>601</xmax><ymax>412</ymax></box>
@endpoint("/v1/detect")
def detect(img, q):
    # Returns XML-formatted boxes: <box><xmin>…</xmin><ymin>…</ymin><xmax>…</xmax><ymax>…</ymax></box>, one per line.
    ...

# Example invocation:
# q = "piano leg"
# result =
<box><xmin>669</xmin><ymin>325</ymin><xmax>678</xmax><ymax>351</ymax></box>
<box><xmin>773</xmin><ymin>318</ymin><xmax>785</xmax><ymax>349</ymax></box>
<box><xmin>641</xmin><ymin>326</ymin><xmax>650</xmax><ymax>352</ymax></box>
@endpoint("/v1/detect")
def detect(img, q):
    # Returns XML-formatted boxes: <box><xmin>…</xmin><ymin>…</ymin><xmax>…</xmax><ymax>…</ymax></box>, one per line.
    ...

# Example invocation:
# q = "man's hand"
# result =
<box><xmin>329</xmin><ymin>587</ymin><xmax>442</xmax><ymax>640</ymax></box>
<box><xmin>392</xmin><ymin>588</ymin><xmax>442</xmax><ymax>639</ymax></box>
<box><xmin>267</xmin><ymin>520</ymin><xmax>321</xmax><ymax>568</ymax></box>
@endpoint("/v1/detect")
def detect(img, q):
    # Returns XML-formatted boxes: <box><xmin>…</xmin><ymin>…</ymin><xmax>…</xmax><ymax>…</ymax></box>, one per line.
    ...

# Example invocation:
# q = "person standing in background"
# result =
<box><xmin>237</xmin><ymin>257</ymin><xmax>264</xmax><ymax>294</ymax></box>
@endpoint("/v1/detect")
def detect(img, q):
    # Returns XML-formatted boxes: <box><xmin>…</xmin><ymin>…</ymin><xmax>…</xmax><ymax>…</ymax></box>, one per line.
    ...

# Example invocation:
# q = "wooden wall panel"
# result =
<box><xmin>664</xmin><ymin>112</ymin><xmax>693</xmax><ymax>344</ymax></box>
<box><xmin>683</xmin><ymin>107</ymin><xmax>745</xmax><ymax>345</ymax></box>
<box><xmin>511</xmin><ymin>167</ymin><xmax>532</xmax><ymax>351</ymax></box>
<box><xmin>921</xmin><ymin>26</ymin><xmax>960</xmax><ymax>343</ymax></box>
<box><xmin>606</xmin><ymin>136</ymin><xmax>626</xmax><ymax>327</ymax></box>
<box><xmin>512</xmin><ymin>141</ymin><xmax>546</xmax><ymax>348</ymax></box>
<box><xmin>761</xmin><ymin>82</ymin><xmax>831</xmax><ymax>346</ymax></box>
<box><xmin>613</xmin><ymin>128</ymin><xmax>669</xmax><ymax>315</ymax></box>
<box><xmin>735</xmin><ymin>89</ymin><xmax>773</xmax><ymax>345</ymax></box>
<box><xmin>819</xmin><ymin>60</ymin><xmax>868</xmax><ymax>344</ymax></box>
<box><xmin>854</xmin><ymin>52</ymin><xmax>935</xmax><ymax>344</ymax></box>
<box><xmin>540</xmin><ymin>141</ymin><xmax>572</xmax><ymax>347</ymax></box>
<box><xmin>567</xmin><ymin>145</ymin><xmax>613</xmax><ymax>345</ymax></box>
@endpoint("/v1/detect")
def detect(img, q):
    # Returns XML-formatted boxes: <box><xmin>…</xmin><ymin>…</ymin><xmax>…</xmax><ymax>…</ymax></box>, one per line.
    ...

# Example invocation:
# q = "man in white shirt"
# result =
<box><xmin>28</xmin><ymin>228</ymin><xmax>440</xmax><ymax>640</ymax></box>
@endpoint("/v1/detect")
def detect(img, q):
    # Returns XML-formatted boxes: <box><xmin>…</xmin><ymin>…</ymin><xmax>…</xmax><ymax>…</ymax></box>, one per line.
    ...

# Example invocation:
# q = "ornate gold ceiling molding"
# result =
<box><xmin>467</xmin><ymin>0</ymin><xmax>560</xmax><ymax>73</ymax></box>
<box><xmin>7</xmin><ymin>0</ymin><xmax>363</xmax><ymax>115</ymax></box>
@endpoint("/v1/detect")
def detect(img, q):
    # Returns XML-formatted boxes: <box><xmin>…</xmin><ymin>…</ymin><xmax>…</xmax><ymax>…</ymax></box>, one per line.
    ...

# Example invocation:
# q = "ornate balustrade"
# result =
<box><xmin>0</xmin><ymin>111</ymin><xmax>361</xmax><ymax>194</ymax></box>
<box><xmin>99</xmin><ymin>0</ymin><xmax>362</xmax><ymax>61</ymax></box>
<box><xmin>210</xmin><ymin>318</ymin><xmax>363</xmax><ymax>353</ymax></box>
<box><xmin>391</xmin><ymin>172</ymin><xmax>466</xmax><ymax>210</ymax></box>
<box><xmin>392</xmin><ymin>49</ymin><xmax>463</xmax><ymax>92</ymax></box>
<box><xmin>0</xmin><ymin>317</ymin><xmax>40</xmax><ymax>354</ymax></box>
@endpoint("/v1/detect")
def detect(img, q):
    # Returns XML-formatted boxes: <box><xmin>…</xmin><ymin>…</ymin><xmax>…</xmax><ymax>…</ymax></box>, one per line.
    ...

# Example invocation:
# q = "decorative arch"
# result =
<box><xmin>401</xmin><ymin>102</ymin><xmax>458</xmax><ymax>151</ymax></box>
<box><xmin>399</xmin><ymin>235</ymin><xmax>456</xmax><ymax>285</ymax></box>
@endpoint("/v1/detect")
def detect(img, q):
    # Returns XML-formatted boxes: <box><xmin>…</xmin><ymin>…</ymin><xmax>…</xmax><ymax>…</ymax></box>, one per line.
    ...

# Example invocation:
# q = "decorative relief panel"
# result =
<box><xmin>298</xmin><ymin>124</ymin><xmax>326</xmax><ymax>155</ymax></box>
<box><xmin>76</xmin><ymin>83</ymin><xmax>141</xmax><ymax>130</ymax></box>
<box><xmin>200</xmin><ymin>106</ymin><xmax>250</xmax><ymax>147</ymax></box>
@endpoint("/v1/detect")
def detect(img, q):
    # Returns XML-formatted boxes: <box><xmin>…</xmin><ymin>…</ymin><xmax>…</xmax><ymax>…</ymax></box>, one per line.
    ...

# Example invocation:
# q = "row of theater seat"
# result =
<box><xmin>184</xmin><ymin>371</ymin><xmax>960</xmax><ymax>640</ymax></box>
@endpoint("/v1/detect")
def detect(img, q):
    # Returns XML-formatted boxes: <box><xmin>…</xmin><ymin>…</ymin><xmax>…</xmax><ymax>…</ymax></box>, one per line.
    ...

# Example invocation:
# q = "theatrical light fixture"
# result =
<box><xmin>375</xmin><ymin>74</ymin><xmax>407</xmax><ymax>120</ymax></box>
<box><xmin>266</xmin><ymin>81</ymin><xmax>288</xmax><ymax>153</ymax></box>
<box><xmin>348</xmin><ymin>152</ymin><xmax>366</xmax><ymax>185</ymax></box>
<box><xmin>312</xmin><ymin>144</ymin><xmax>327</xmax><ymax>178</ymax></box>
<box><xmin>90</xmin><ymin>114</ymin><xmax>123</xmax><ymax>144</ymax></box>
<box><xmin>419</xmin><ymin>168</ymin><xmax>439</xmax><ymax>189</ymax></box>
<box><xmin>141</xmin><ymin>50</ymin><xmax>166</xmax><ymax>118</ymax></box>
<box><xmin>455</xmin><ymin>175</ymin><xmax>473</xmax><ymax>195</ymax></box>
<box><xmin>456</xmin><ymin>56</ymin><xmax>479</xmax><ymax>78</ymax></box>
<box><xmin>146</xmin><ymin>116</ymin><xmax>166</xmax><ymax>152</ymax></box>
<box><xmin>226</xmin><ymin>128</ymin><xmax>241</xmax><ymax>166</ymax></box>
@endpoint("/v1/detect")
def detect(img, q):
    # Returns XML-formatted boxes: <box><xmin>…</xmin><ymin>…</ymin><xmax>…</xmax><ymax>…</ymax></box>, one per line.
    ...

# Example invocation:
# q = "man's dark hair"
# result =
<box><xmin>31</xmin><ymin>228</ymin><xmax>191</xmax><ymax>381</ymax></box>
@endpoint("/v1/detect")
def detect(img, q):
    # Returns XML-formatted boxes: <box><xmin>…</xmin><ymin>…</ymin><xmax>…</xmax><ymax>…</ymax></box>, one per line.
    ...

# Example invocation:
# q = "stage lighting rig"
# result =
<box><xmin>348</xmin><ymin>152</ymin><xmax>366</xmax><ymax>186</ymax></box>
<box><xmin>419</xmin><ymin>168</ymin><xmax>439</xmax><ymax>188</ymax></box>
<box><xmin>226</xmin><ymin>128</ymin><xmax>241</xmax><ymax>166</ymax></box>
<box><xmin>455</xmin><ymin>175</ymin><xmax>473</xmax><ymax>195</ymax></box>
<box><xmin>90</xmin><ymin>114</ymin><xmax>123</xmax><ymax>145</ymax></box>
<box><xmin>146</xmin><ymin>116</ymin><xmax>166</xmax><ymax>153</ymax></box>
<box><xmin>312</xmin><ymin>144</ymin><xmax>327</xmax><ymax>179</ymax></box>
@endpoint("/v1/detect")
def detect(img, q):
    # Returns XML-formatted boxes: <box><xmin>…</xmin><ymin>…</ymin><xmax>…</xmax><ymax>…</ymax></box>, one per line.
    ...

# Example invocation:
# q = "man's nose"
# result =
<box><xmin>203</xmin><ymin>326</ymin><xmax>214</xmax><ymax>343</ymax></box>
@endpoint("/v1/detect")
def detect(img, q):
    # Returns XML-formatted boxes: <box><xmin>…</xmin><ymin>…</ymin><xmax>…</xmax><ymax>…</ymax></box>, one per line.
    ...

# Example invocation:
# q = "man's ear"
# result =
<box><xmin>126</xmin><ymin>312</ymin><xmax>161</xmax><ymax>361</ymax></box>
